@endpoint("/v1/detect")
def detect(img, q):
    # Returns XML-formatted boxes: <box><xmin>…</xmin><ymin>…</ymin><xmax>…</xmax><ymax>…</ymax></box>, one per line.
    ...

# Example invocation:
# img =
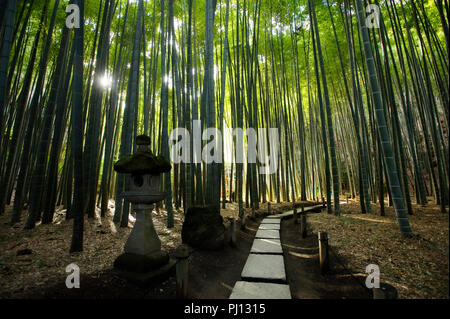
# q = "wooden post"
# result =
<box><xmin>300</xmin><ymin>205</ymin><xmax>306</xmax><ymax>238</ymax></box>
<box><xmin>293</xmin><ymin>206</ymin><xmax>298</xmax><ymax>224</ymax></box>
<box><xmin>175</xmin><ymin>244</ymin><xmax>190</xmax><ymax>299</ymax></box>
<box><xmin>268</xmin><ymin>202</ymin><xmax>271</xmax><ymax>215</ymax></box>
<box><xmin>227</xmin><ymin>217</ymin><xmax>236</xmax><ymax>247</ymax></box>
<box><xmin>322</xmin><ymin>197</ymin><xmax>325</xmax><ymax>208</ymax></box>
<box><xmin>318</xmin><ymin>232</ymin><xmax>329</xmax><ymax>274</ymax></box>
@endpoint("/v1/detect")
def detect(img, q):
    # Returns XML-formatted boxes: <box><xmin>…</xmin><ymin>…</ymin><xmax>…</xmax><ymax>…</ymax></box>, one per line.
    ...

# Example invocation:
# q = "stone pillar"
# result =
<box><xmin>114</xmin><ymin>204</ymin><xmax>170</xmax><ymax>274</ymax></box>
<box><xmin>124</xmin><ymin>204</ymin><xmax>161</xmax><ymax>255</ymax></box>
<box><xmin>113</xmin><ymin>134</ymin><xmax>175</xmax><ymax>285</ymax></box>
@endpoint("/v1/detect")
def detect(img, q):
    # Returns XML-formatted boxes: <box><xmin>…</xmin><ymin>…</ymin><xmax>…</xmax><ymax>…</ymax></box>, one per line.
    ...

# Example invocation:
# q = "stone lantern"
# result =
<box><xmin>113</xmin><ymin>135</ymin><xmax>175</xmax><ymax>284</ymax></box>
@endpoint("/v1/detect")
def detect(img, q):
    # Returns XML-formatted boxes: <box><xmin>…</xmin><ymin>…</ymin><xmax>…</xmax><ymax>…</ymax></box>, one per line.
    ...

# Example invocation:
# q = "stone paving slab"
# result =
<box><xmin>261</xmin><ymin>218</ymin><xmax>281</xmax><ymax>224</ymax></box>
<box><xmin>265</xmin><ymin>205</ymin><xmax>326</xmax><ymax>220</ymax></box>
<box><xmin>259</xmin><ymin>223</ymin><xmax>280</xmax><ymax>230</ymax></box>
<box><xmin>255</xmin><ymin>229</ymin><xmax>280</xmax><ymax>239</ymax></box>
<box><xmin>241</xmin><ymin>254</ymin><xmax>286</xmax><ymax>282</ymax></box>
<box><xmin>250</xmin><ymin>238</ymin><xmax>283</xmax><ymax>254</ymax></box>
<box><xmin>266</xmin><ymin>210</ymin><xmax>293</xmax><ymax>219</ymax></box>
<box><xmin>273</xmin><ymin>210</ymin><xmax>294</xmax><ymax>218</ymax></box>
<box><xmin>229</xmin><ymin>281</ymin><xmax>291</xmax><ymax>299</ymax></box>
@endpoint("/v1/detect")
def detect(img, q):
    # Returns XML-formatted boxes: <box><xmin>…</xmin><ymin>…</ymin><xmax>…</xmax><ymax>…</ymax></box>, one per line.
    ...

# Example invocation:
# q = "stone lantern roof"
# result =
<box><xmin>114</xmin><ymin>135</ymin><xmax>171</xmax><ymax>175</ymax></box>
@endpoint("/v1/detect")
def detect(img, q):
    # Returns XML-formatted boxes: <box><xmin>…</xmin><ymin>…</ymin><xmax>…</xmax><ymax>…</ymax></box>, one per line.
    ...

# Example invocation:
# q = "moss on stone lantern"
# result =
<box><xmin>114</xmin><ymin>135</ymin><xmax>171</xmax><ymax>176</ymax></box>
<box><xmin>114</xmin><ymin>135</ymin><xmax>171</xmax><ymax>204</ymax></box>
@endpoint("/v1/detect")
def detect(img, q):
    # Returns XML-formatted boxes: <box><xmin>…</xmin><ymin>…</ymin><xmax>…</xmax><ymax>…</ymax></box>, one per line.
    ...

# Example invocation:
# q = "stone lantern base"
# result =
<box><xmin>113</xmin><ymin>203</ymin><xmax>176</xmax><ymax>286</ymax></box>
<box><xmin>114</xmin><ymin>256</ymin><xmax>176</xmax><ymax>287</ymax></box>
<box><xmin>114</xmin><ymin>251</ymin><xmax>170</xmax><ymax>272</ymax></box>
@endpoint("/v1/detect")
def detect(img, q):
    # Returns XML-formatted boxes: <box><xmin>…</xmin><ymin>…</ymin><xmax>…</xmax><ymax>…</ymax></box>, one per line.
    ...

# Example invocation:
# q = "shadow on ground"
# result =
<box><xmin>281</xmin><ymin>216</ymin><xmax>372</xmax><ymax>299</ymax></box>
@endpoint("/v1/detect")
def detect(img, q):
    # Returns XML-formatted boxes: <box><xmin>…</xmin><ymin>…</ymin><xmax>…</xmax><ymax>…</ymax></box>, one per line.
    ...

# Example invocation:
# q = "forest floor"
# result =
<box><xmin>0</xmin><ymin>200</ymin><xmax>448</xmax><ymax>299</ymax></box>
<box><xmin>307</xmin><ymin>200</ymin><xmax>449</xmax><ymax>299</ymax></box>
<box><xmin>0</xmin><ymin>201</ymin><xmax>312</xmax><ymax>298</ymax></box>
<box><xmin>282</xmin><ymin>218</ymin><xmax>371</xmax><ymax>299</ymax></box>
<box><xmin>0</xmin><ymin>201</ymin><xmax>182</xmax><ymax>298</ymax></box>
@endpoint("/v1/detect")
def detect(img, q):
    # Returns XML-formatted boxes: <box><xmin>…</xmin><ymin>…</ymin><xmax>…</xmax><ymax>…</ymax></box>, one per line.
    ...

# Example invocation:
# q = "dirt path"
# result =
<box><xmin>186</xmin><ymin>218</ymin><xmax>258</xmax><ymax>298</ymax></box>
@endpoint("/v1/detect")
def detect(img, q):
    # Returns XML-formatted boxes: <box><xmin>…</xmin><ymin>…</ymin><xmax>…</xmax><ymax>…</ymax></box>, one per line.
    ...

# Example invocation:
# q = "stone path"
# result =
<box><xmin>255</xmin><ymin>229</ymin><xmax>280</xmax><ymax>239</ymax></box>
<box><xmin>229</xmin><ymin>281</ymin><xmax>291</xmax><ymax>299</ymax></box>
<box><xmin>261</xmin><ymin>218</ymin><xmax>280</xmax><ymax>224</ymax></box>
<box><xmin>241</xmin><ymin>254</ymin><xmax>286</xmax><ymax>282</ymax></box>
<box><xmin>250</xmin><ymin>239</ymin><xmax>283</xmax><ymax>254</ymax></box>
<box><xmin>259</xmin><ymin>223</ymin><xmax>280</xmax><ymax>230</ymax></box>
<box><xmin>229</xmin><ymin>204</ymin><xmax>325</xmax><ymax>299</ymax></box>
<box><xmin>266</xmin><ymin>204</ymin><xmax>325</xmax><ymax>220</ymax></box>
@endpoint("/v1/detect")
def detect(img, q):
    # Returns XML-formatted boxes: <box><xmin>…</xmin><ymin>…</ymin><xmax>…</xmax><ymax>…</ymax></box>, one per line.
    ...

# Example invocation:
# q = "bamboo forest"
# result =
<box><xmin>0</xmin><ymin>0</ymin><xmax>448</xmax><ymax>301</ymax></box>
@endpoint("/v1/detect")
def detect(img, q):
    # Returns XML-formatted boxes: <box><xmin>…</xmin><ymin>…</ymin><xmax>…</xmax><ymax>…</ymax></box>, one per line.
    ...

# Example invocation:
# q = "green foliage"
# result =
<box><xmin>0</xmin><ymin>0</ymin><xmax>447</xmax><ymax>241</ymax></box>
